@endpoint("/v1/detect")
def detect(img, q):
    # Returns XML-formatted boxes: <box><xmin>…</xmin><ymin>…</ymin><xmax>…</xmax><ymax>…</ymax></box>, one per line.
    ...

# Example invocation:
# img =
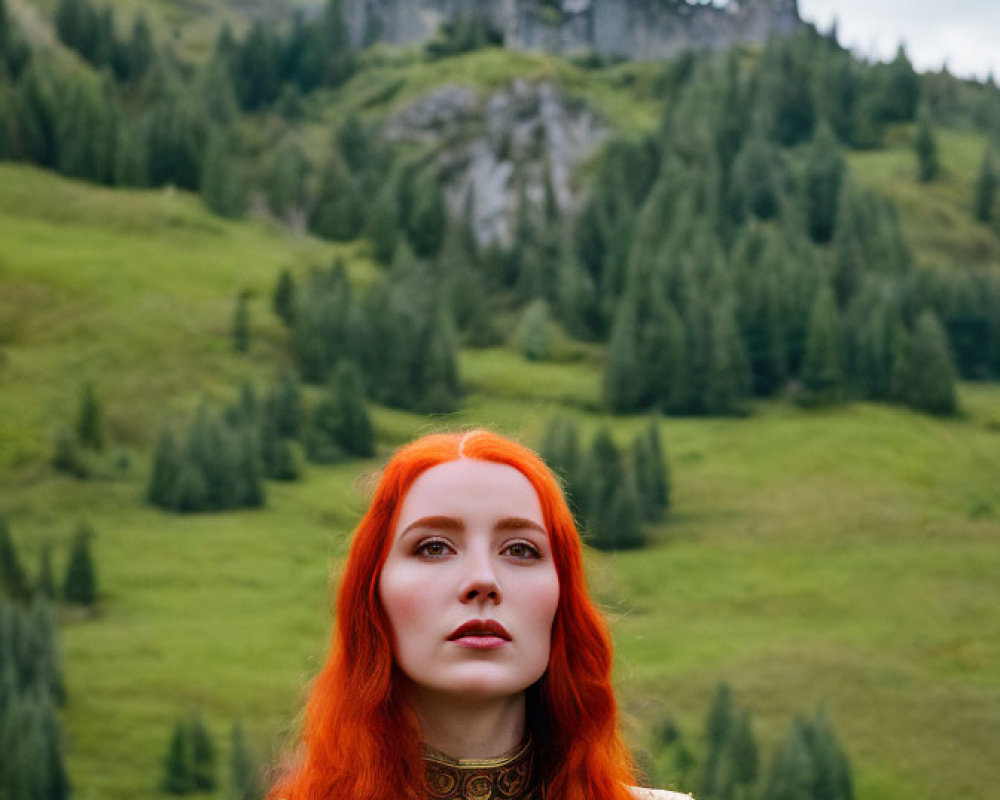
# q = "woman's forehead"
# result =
<box><xmin>393</xmin><ymin>459</ymin><xmax>545</xmax><ymax>534</ymax></box>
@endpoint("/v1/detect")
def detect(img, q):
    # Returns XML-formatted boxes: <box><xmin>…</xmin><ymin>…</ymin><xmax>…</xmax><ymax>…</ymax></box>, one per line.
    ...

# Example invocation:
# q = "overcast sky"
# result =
<box><xmin>796</xmin><ymin>0</ymin><xmax>999</xmax><ymax>81</ymax></box>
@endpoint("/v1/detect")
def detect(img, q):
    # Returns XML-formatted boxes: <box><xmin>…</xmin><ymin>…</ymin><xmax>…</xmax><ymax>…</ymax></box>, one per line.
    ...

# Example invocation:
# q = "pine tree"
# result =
<box><xmin>366</xmin><ymin>179</ymin><xmax>403</xmax><ymax>264</ymax></box>
<box><xmin>62</xmin><ymin>524</ymin><xmax>96</xmax><ymax>607</ymax></box>
<box><xmin>332</xmin><ymin>360</ymin><xmax>375</xmax><ymax>458</ymax></box>
<box><xmin>539</xmin><ymin>416</ymin><xmax>582</xmax><ymax>510</ymax></box>
<box><xmin>272</xmin><ymin>268</ymin><xmax>296</xmax><ymax>327</ymax></box>
<box><xmin>267</xmin><ymin>140</ymin><xmax>309</xmax><ymax>222</ymax></box>
<box><xmin>518</xmin><ymin>300</ymin><xmax>554</xmax><ymax>361</ymax></box>
<box><xmin>201</xmin><ymin>127</ymin><xmax>246</xmax><ymax>218</ymax></box>
<box><xmin>304</xmin><ymin>380</ymin><xmax>344</xmax><ymax>463</ymax></box>
<box><xmin>0</xmin><ymin>516</ymin><xmax>30</xmax><ymax>602</ymax></box>
<box><xmin>321</xmin><ymin>0</ymin><xmax>355</xmax><ymax>88</ymax></box>
<box><xmin>700</xmin><ymin>683</ymin><xmax>736</xmax><ymax>800</ymax></box>
<box><xmin>189</xmin><ymin>710</ymin><xmax>217</xmax><ymax>791</ymax></box>
<box><xmin>632</xmin><ymin>421</ymin><xmax>669</xmax><ymax>522</ymax></box>
<box><xmin>29</xmin><ymin>597</ymin><xmax>67</xmax><ymax>705</ymax></box>
<box><xmin>407</xmin><ymin>171</ymin><xmax>447</xmax><ymax>258</ymax></box>
<box><xmin>727</xmin><ymin>709</ymin><xmax>759</xmax><ymax>789</ymax></box>
<box><xmin>198</xmin><ymin>57</ymin><xmax>239</xmax><ymax>126</ymax></box>
<box><xmin>234</xmin><ymin>21</ymin><xmax>281</xmax><ymax>111</ymax></box>
<box><xmin>802</xmin><ymin>123</ymin><xmax>847</xmax><ymax>244</ymax></box>
<box><xmin>703</xmin><ymin>302</ymin><xmax>751</xmax><ymax>416</ymax></box>
<box><xmin>799</xmin><ymin>285</ymin><xmax>844</xmax><ymax>406</ymax></box>
<box><xmin>148</xmin><ymin>426</ymin><xmax>181</xmax><ymax>509</ymax></box>
<box><xmin>417</xmin><ymin>305</ymin><xmax>461</xmax><ymax>413</ymax></box>
<box><xmin>260</xmin><ymin>411</ymin><xmax>300</xmax><ymax>481</ymax></box>
<box><xmin>310</xmin><ymin>154</ymin><xmax>363</xmax><ymax>241</ymax></box>
<box><xmin>229</xmin><ymin>721</ymin><xmax>261</xmax><ymax>800</ymax></box>
<box><xmin>802</xmin><ymin>708</ymin><xmax>854</xmax><ymax>800</ymax></box>
<box><xmin>601</xmin><ymin>461</ymin><xmax>644</xmax><ymax>550</ymax></box>
<box><xmin>974</xmin><ymin>147</ymin><xmax>996</xmax><ymax>224</ymax></box>
<box><xmin>232</xmin><ymin>290</ymin><xmax>250</xmax><ymax>353</ymax></box>
<box><xmin>578</xmin><ymin>428</ymin><xmax>624</xmax><ymax>545</ymax></box>
<box><xmin>604</xmin><ymin>293</ymin><xmax>643</xmax><ymax>412</ymax></box>
<box><xmin>880</xmin><ymin>45</ymin><xmax>921</xmax><ymax>122</ymax></box>
<box><xmin>892</xmin><ymin>311</ymin><xmax>958</xmax><ymax>415</ymax></box>
<box><xmin>162</xmin><ymin>720</ymin><xmax>194</xmax><ymax>794</ymax></box>
<box><xmin>51</xmin><ymin>425</ymin><xmax>87</xmax><ymax>479</ymax></box>
<box><xmin>758</xmin><ymin>719</ymin><xmax>815</xmax><ymax>800</ymax></box>
<box><xmin>914</xmin><ymin>109</ymin><xmax>939</xmax><ymax>183</ymax></box>
<box><xmin>124</xmin><ymin>12</ymin><xmax>154</xmax><ymax>82</ymax></box>
<box><xmin>730</xmin><ymin>133</ymin><xmax>784</xmax><ymax>222</ymax></box>
<box><xmin>269</xmin><ymin>371</ymin><xmax>304</xmax><ymax>439</ymax></box>
<box><xmin>37</xmin><ymin>543</ymin><xmax>56</xmax><ymax>601</ymax></box>
<box><xmin>75</xmin><ymin>381</ymin><xmax>103</xmax><ymax>450</ymax></box>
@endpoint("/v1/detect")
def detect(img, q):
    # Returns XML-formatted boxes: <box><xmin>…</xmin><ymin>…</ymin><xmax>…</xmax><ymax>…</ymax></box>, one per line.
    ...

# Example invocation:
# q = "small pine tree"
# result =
<box><xmin>333</xmin><ymin>361</ymin><xmax>375</xmax><ymax>458</ymax></box>
<box><xmin>974</xmin><ymin>147</ymin><xmax>996</xmax><ymax>224</ymax></box>
<box><xmin>233</xmin><ymin>291</ymin><xmax>250</xmax><ymax>353</ymax></box>
<box><xmin>305</xmin><ymin>375</ymin><xmax>346</xmax><ymax>464</ymax></box>
<box><xmin>148</xmin><ymin>426</ymin><xmax>181</xmax><ymax>509</ymax></box>
<box><xmin>162</xmin><ymin>720</ymin><xmax>194</xmax><ymax>795</ymax></box>
<box><xmin>189</xmin><ymin>710</ymin><xmax>217</xmax><ymax>791</ymax></box>
<box><xmin>268</xmin><ymin>371</ymin><xmax>304</xmax><ymax>439</ymax></box>
<box><xmin>229</xmin><ymin>721</ymin><xmax>262</xmax><ymax>800</ymax></box>
<box><xmin>600</xmin><ymin>463</ymin><xmax>644</xmax><ymax>550</ymax></box>
<box><xmin>799</xmin><ymin>285</ymin><xmax>844</xmax><ymax>406</ymax></box>
<box><xmin>62</xmin><ymin>524</ymin><xmax>97</xmax><ymax>607</ymax></box>
<box><xmin>699</xmin><ymin>682</ymin><xmax>736</xmax><ymax>800</ymax></box>
<box><xmin>37</xmin><ymin>542</ymin><xmax>57</xmax><ymax>601</ymax></box>
<box><xmin>604</xmin><ymin>295</ymin><xmax>643</xmax><ymax>412</ymax></box>
<box><xmin>51</xmin><ymin>425</ymin><xmax>88</xmax><ymax>478</ymax></box>
<box><xmin>727</xmin><ymin>709</ymin><xmax>759</xmax><ymax>788</ymax></box>
<box><xmin>540</xmin><ymin>416</ymin><xmax>581</xmax><ymax>494</ymax></box>
<box><xmin>802</xmin><ymin>122</ymin><xmax>846</xmax><ymax>244</ymax></box>
<box><xmin>802</xmin><ymin>708</ymin><xmax>854</xmax><ymax>800</ymax></box>
<box><xmin>757</xmin><ymin>719</ymin><xmax>814</xmax><ymax>800</ymax></box>
<box><xmin>0</xmin><ymin>515</ymin><xmax>31</xmax><ymax>602</ymax></box>
<box><xmin>914</xmin><ymin>109</ymin><xmax>939</xmax><ymax>183</ymax></box>
<box><xmin>407</xmin><ymin>171</ymin><xmax>447</xmax><ymax>258</ymax></box>
<box><xmin>578</xmin><ymin>427</ymin><xmax>621</xmax><ymax>534</ymax></box>
<box><xmin>518</xmin><ymin>299</ymin><xmax>554</xmax><ymax>361</ymax></box>
<box><xmin>632</xmin><ymin>421</ymin><xmax>669</xmax><ymax>522</ymax></box>
<box><xmin>75</xmin><ymin>381</ymin><xmax>103</xmax><ymax>450</ymax></box>
<box><xmin>272</xmin><ymin>268</ymin><xmax>296</xmax><ymax>327</ymax></box>
<box><xmin>201</xmin><ymin>127</ymin><xmax>246</xmax><ymax>218</ymax></box>
<box><xmin>892</xmin><ymin>311</ymin><xmax>958</xmax><ymax>415</ymax></box>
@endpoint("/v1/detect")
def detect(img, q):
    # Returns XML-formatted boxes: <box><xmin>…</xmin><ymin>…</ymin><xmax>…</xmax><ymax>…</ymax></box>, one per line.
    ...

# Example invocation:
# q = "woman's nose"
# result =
<box><xmin>458</xmin><ymin>553</ymin><xmax>502</xmax><ymax>604</ymax></box>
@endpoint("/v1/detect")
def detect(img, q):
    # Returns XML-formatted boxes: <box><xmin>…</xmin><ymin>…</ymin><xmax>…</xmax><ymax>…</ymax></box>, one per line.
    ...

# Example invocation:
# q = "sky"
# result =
<box><xmin>796</xmin><ymin>0</ymin><xmax>1000</xmax><ymax>81</ymax></box>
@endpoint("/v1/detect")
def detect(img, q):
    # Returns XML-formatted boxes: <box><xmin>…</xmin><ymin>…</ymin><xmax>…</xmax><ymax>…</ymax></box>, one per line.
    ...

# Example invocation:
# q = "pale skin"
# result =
<box><xmin>378</xmin><ymin>459</ymin><xmax>560</xmax><ymax>760</ymax></box>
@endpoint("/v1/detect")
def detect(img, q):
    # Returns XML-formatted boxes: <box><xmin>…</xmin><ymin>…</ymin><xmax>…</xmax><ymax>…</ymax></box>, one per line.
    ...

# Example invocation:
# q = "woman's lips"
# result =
<box><xmin>447</xmin><ymin>619</ymin><xmax>511</xmax><ymax>648</ymax></box>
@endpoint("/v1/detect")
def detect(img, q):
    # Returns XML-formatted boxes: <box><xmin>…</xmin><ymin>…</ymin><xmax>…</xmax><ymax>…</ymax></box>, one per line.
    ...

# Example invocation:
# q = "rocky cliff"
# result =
<box><xmin>344</xmin><ymin>0</ymin><xmax>800</xmax><ymax>61</ymax></box>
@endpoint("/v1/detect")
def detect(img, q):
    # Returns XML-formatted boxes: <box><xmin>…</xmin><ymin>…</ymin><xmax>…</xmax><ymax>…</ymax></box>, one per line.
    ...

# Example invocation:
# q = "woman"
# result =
<box><xmin>270</xmin><ymin>429</ymin><xmax>691</xmax><ymax>800</ymax></box>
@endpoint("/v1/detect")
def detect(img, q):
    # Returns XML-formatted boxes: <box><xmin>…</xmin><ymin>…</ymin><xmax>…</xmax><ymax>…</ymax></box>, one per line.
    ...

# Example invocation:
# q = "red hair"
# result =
<box><xmin>270</xmin><ymin>429</ymin><xmax>636</xmax><ymax>800</ymax></box>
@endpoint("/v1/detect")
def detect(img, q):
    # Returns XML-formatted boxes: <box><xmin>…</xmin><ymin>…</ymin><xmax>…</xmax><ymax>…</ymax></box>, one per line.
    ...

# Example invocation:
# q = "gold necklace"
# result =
<box><xmin>423</xmin><ymin>737</ymin><xmax>535</xmax><ymax>800</ymax></box>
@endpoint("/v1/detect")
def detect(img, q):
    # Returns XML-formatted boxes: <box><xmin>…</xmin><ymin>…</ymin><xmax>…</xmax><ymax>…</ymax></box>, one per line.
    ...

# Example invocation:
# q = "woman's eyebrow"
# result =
<box><xmin>398</xmin><ymin>516</ymin><xmax>464</xmax><ymax>538</ymax></box>
<box><xmin>495</xmin><ymin>517</ymin><xmax>548</xmax><ymax>536</ymax></box>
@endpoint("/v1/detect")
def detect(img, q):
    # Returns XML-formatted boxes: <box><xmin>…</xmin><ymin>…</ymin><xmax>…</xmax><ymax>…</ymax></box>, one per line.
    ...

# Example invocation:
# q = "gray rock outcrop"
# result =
<box><xmin>344</xmin><ymin>0</ymin><xmax>800</xmax><ymax>61</ymax></box>
<box><xmin>385</xmin><ymin>81</ymin><xmax>608</xmax><ymax>248</ymax></box>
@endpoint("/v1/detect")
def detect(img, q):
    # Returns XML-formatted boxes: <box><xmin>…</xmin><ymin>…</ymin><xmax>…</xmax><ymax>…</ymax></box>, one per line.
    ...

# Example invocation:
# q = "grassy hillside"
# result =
<box><xmin>1</xmin><ymin>161</ymin><xmax>998</xmax><ymax>800</ymax></box>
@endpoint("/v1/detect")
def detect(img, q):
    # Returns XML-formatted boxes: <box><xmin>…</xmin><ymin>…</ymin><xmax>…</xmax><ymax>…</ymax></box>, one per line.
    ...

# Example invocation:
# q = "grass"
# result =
<box><xmin>1</xmin><ymin>158</ymin><xmax>999</xmax><ymax>800</ymax></box>
<box><xmin>848</xmin><ymin>127</ymin><xmax>1000</xmax><ymax>271</ymax></box>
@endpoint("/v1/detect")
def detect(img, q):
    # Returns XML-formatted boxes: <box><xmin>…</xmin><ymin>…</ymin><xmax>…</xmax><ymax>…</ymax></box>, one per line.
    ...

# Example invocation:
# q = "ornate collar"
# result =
<box><xmin>423</xmin><ymin>738</ymin><xmax>536</xmax><ymax>800</ymax></box>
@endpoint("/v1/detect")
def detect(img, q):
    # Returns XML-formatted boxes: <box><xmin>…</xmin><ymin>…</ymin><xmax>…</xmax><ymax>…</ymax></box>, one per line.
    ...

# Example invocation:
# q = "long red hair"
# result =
<box><xmin>270</xmin><ymin>429</ymin><xmax>636</xmax><ymax>800</ymax></box>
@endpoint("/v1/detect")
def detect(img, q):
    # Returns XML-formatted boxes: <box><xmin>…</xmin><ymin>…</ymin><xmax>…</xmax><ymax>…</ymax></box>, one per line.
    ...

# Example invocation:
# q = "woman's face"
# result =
<box><xmin>379</xmin><ymin>459</ymin><xmax>560</xmax><ymax>702</ymax></box>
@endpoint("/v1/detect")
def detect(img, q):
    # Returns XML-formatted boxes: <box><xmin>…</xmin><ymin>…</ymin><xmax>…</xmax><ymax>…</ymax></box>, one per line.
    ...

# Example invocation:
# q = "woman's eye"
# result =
<box><xmin>504</xmin><ymin>541</ymin><xmax>539</xmax><ymax>559</ymax></box>
<box><xmin>415</xmin><ymin>540</ymin><xmax>452</xmax><ymax>558</ymax></box>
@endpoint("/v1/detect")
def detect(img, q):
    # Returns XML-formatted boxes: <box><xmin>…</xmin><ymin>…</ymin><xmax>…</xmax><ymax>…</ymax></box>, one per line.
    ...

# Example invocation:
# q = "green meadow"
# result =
<box><xmin>0</xmin><ymin>145</ymin><xmax>998</xmax><ymax>800</ymax></box>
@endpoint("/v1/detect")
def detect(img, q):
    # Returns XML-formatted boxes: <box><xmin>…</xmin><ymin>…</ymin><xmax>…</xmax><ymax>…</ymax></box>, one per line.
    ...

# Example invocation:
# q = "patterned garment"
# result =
<box><xmin>423</xmin><ymin>738</ymin><xmax>536</xmax><ymax>800</ymax></box>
